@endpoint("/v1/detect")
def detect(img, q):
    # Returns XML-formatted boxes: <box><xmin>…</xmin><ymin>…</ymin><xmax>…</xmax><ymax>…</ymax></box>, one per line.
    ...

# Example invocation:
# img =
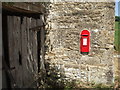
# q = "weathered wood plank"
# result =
<box><xmin>23</xmin><ymin>17</ymin><xmax>38</xmax><ymax>87</ymax></box>
<box><xmin>7</xmin><ymin>16</ymin><xmax>23</xmax><ymax>87</ymax></box>
<box><xmin>38</xmin><ymin>15</ymin><xmax>45</xmax><ymax>72</ymax></box>
<box><xmin>7</xmin><ymin>16</ymin><xmax>13</xmax><ymax>69</ymax></box>
<box><xmin>14</xmin><ymin>16</ymin><xmax>23</xmax><ymax>87</ymax></box>
<box><xmin>21</xmin><ymin>17</ymin><xmax>31</xmax><ymax>87</ymax></box>
<box><xmin>7</xmin><ymin>16</ymin><xmax>15</xmax><ymax>88</ymax></box>
<box><xmin>26</xmin><ymin>17</ymin><xmax>34</xmax><ymax>86</ymax></box>
<box><xmin>31</xmin><ymin>18</ymin><xmax>38</xmax><ymax>75</ymax></box>
<box><xmin>22</xmin><ymin>17</ymin><xmax>32</xmax><ymax>87</ymax></box>
<box><xmin>2</xmin><ymin>2</ymin><xmax>45</xmax><ymax>14</ymax></box>
<box><xmin>36</xmin><ymin>15</ymin><xmax>46</xmax><ymax>88</ymax></box>
<box><xmin>29</xmin><ymin>18</ymin><xmax>34</xmax><ymax>74</ymax></box>
<box><xmin>7</xmin><ymin>16</ymin><xmax>17</xmax><ymax>79</ymax></box>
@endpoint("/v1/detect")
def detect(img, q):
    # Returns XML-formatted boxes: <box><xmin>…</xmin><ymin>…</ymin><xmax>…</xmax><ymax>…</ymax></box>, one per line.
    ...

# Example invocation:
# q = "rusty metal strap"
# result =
<box><xmin>2</xmin><ymin>59</ymin><xmax>19</xmax><ymax>88</ymax></box>
<box><xmin>29</xmin><ymin>25</ymin><xmax>45</xmax><ymax>31</ymax></box>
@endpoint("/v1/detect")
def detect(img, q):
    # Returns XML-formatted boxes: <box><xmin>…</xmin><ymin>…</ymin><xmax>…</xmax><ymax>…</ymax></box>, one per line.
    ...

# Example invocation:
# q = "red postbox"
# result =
<box><xmin>80</xmin><ymin>30</ymin><xmax>90</xmax><ymax>54</ymax></box>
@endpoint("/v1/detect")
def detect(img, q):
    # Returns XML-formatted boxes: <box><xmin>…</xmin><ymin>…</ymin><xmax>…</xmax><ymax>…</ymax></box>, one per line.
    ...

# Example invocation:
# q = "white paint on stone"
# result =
<box><xmin>94</xmin><ymin>29</ymin><xmax>99</xmax><ymax>33</ymax></box>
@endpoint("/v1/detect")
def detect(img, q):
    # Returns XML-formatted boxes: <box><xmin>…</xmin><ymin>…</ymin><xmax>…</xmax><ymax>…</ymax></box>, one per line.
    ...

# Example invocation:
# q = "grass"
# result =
<box><xmin>114</xmin><ymin>76</ymin><xmax>120</xmax><ymax>88</ymax></box>
<box><xmin>114</xmin><ymin>21</ymin><xmax>120</xmax><ymax>52</ymax></box>
<box><xmin>115</xmin><ymin>21</ymin><xmax>120</xmax><ymax>29</ymax></box>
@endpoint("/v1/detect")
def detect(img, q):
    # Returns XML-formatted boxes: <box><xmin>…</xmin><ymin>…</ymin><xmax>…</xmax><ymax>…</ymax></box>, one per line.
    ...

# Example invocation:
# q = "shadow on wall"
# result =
<box><xmin>106</xmin><ymin>70</ymin><xmax>114</xmax><ymax>85</ymax></box>
<box><xmin>44</xmin><ymin>61</ymin><xmax>79</xmax><ymax>88</ymax></box>
<box><xmin>43</xmin><ymin>61</ymin><xmax>116</xmax><ymax>88</ymax></box>
<box><xmin>44</xmin><ymin>61</ymin><xmax>66</xmax><ymax>88</ymax></box>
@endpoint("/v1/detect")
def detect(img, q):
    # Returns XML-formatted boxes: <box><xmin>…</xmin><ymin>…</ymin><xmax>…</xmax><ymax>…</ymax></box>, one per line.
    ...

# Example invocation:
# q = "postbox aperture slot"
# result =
<box><xmin>82</xmin><ymin>35</ymin><xmax>88</xmax><ymax>36</ymax></box>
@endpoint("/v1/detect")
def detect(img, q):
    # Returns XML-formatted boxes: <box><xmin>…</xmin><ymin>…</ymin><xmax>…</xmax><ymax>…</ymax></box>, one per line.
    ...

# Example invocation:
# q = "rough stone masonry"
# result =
<box><xmin>45</xmin><ymin>2</ymin><xmax>117</xmax><ymax>85</ymax></box>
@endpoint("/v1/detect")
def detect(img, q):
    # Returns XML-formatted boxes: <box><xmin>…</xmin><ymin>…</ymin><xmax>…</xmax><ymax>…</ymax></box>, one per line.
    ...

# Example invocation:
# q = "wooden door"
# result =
<box><xmin>6</xmin><ymin>15</ymin><xmax>39</xmax><ymax>88</ymax></box>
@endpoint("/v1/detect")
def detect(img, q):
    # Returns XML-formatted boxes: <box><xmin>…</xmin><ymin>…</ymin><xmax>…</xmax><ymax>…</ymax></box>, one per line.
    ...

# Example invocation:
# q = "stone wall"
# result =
<box><xmin>45</xmin><ymin>2</ymin><xmax>116</xmax><ymax>85</ymax></box>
